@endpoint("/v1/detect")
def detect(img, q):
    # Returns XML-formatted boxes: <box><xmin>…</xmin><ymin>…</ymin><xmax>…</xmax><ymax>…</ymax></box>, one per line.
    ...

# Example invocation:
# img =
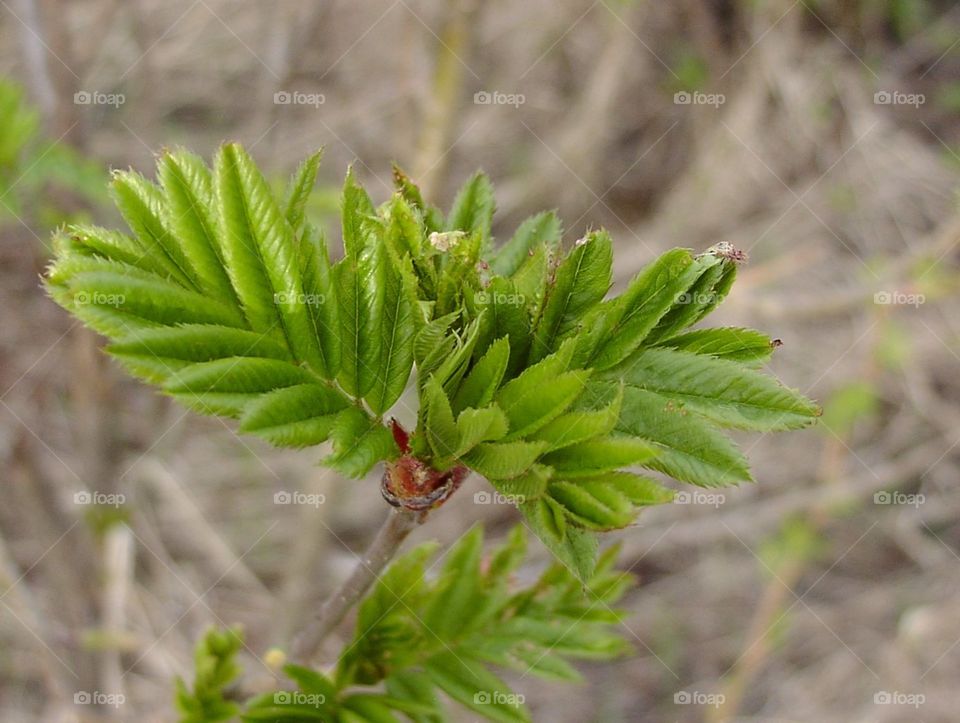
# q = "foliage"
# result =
<box><xmin>45</xmin><ymin>143</ymin><xmax>819</xmax><ymax>581</ymax></box>
<box><xmin>176</xmin><ymin>626</ymin><xmax>245</xmax><ymax>723</ymax></box>
<box><xmin>233</xmin><ymin>526</ymin><xmax>631</xmax><ymax>722</ymax></box>
<box><xmin>0</xmin><ymin>78</ymin><xmax>107</xmax><ymax>229</ymax></box>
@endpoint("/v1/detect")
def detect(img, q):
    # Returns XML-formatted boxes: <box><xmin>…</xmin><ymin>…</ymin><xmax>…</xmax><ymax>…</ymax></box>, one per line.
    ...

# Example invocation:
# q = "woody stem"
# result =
<box><xmin>291</xmin><ymin>507</ymin><xmax>424</xmax><ymax>664</ymax></box>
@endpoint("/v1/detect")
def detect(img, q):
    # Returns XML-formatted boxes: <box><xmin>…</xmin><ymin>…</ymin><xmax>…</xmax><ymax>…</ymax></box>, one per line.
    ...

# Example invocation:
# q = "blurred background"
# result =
<box><xmin>0</xmin><ymin>0</ymin><xmax>959</xmax><ymax>721</ymax></box>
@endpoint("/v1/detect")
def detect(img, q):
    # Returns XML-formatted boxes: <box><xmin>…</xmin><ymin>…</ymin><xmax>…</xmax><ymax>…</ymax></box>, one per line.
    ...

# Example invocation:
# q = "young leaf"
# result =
<box><xmin>366</xmin><ymin>255</ymin><xmax>416</xmax><ymax>414</ymax></box>
<box><xmin>454</xmin><ymin>405</ymin><xmax>509</xmax><ymax>457</ymax></box>
<box><xmin>239</xmin><ymin>384</ymin><xmax>350</xmax><ymax>447</ymax></box>
<box><xmin>214</xmin><ymin>143</ymin><xmax>327</xmax><ymax>376</ymax></box>
<box><xmin>530</xmin><ymin>230</ymin><xmax>612</xmax><ymax>363</ymax></box>
<box><xmin>446</xmin><ymin>171</ymin><xmax>495</xmax><ymax>244</ymax></box>
<box><xmin>158</xmin><ymin>149</ymin><xmax>240</xmax><ymax>307</ymax></box>
<box><xmin>452</xmin><ymin>336</ymin><xmax>510</xmax><ymax>414</ymax></box>
<box><xmin>609</xmin><ymin>384</ymin><xmax>753</xmax><ymax>488</ymax></box>
<box><xmin>424</xmin><ymin>377</ymin><xmax>459</xmax><ymax>460</ymax></box>
<box><xmin>489</xmin><ymin>210</ymin><xmax>561</xmax><ymax>277</ymax></box>
<box><xmin>587</xmin><ymin>247</ymin><xmax>697</xmax><ymax>370</ymax></box>
<box><xmin>655</xmin><ymin>326</ymin><xmax>777</xmax><ymax>368</ymax></box>
<box><xmin>609</xmin><ymin>347</ymin><xmax>820</xmax><ymax>431</ymax></box>
<box><xmin>464</xmin><ymin>440</ymin><xmax>547</xmax><ymax>480</ymax></box>
<box><xmin>325</xmin><ymin>407</ymin><xmax>398</xmax><ymax>478</ymax></box>
<box><xmin>283</xmin><ymin>148</ymin><xmax>323</xmax><ymax>231</ymax></box>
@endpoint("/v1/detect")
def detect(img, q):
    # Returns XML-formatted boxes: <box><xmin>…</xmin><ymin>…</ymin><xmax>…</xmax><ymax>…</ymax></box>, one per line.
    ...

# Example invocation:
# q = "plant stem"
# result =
<box><xmin>291</xmin><ymin>507</ymin><xmax>425</xmax><ymax>664</ymax></box>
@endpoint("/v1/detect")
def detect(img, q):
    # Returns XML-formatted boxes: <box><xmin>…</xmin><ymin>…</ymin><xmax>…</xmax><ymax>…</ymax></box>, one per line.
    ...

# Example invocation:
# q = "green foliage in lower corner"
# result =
<box><xmin>203</xmin><ymin>526</ymin><xmax>629</xmax><ymax>723</ymax></box>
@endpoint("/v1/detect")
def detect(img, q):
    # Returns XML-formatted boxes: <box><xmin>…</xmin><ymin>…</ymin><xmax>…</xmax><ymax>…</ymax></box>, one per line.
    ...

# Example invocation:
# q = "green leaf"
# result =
<box><xmin>214</xmin><ymin>143</ymin><xmax>327</xmax><ymax>375</ymax></box>
<box><xmin>494</xmin><ymin>340</ymin><xmax>585</xmax><ymax>438</ymax></box>
<box><xmin>587</xmin><ymin>248</ymin><xmax>697</xmax><ymax>370</ymax></box>
<box><xmin>325</xmin><ymin>407</ymin><xmax>398</xmax><ymax>478</ymax></box>
<box><xmin>452</xmin><ymin>336</ymin><xmax>510</xmax><ymax>414</ymax></box>
<box><xmin>110</xmin><ymin>170</ymin><xmax>199</xmax><ymax>290</ymax></box>
<box><xmin>464</xmin><ymin>440</ymin><xmax>547</xmax><ymax>480</ymax></box>
<box><xmin>610</xmin><ymin>384</ymin><xmax>752</xmax><ymax>487</ymax></box>
<box><xmin>489</xmin><ymin>211</ymin><xmax>561</xmax><ymax>277</ymax></box>
<box><xmin>518</xmin><ymin>500</ymin><xmax>598</xmax><ymax>581</ymax></box>
<box><xmin>422</xmin><ymin>527</ymin><xmax>484</xmax><ymax>640</ymax></box>
<box><xmin>473</xmin><ymin>277</ymin><xmax>532</xmax><ymax>378</ymax></box>
<box><xmin>341</xmin><ymin>166</ymin><xmax>376</xmax><ymax>258</ymax></box>
<box><xmin>284</xmin><ymin>149</ymin><xmax>323</xmax><ymax>231</ymax></box>
<box><xmin>164</xmin><ymin>357</ymin><xmax>315</xmax><ymax>417</ymax></box>
<box><xmin>158</xmin><ymin>149</ymin><xmax>240</xmax><ymax>307</ymax></box>
<box><xmin>644</xmin><ymin>252</ymin><xmax>725</xmax><ymax>344</ymax></box>
<box><xmin>335</xmin><ymin>240</ymin><xmax>385</xmax><ymax>398</ymax></box>
<box><xmin>176</xmin><ymin>627</ymin><xmax>243</xmax><ymax>723</ymax></box>
<box><xmin>425</xmin><ymin>652</ymin><xmax>529</xmax><ymax>723</ymax></box>
<box><xmin>446</xmin><ymin>171</ymin><xmax>495</xmax><ymax>244</ymax></box>
<box><xmin>609</xmin><ymin>347</ymin><xmax>820</xmax><ymax>430</ymax></box>
<box><xmin>296</xmin><ymin>223</ymin><xmax>341</xmax><ymax>379</ymax></box>
<box><xmin>529</xmin><ymin>387</ymin><xmax>622</xmax><ymax>452</ymax></box>
<box><xmin>107</xmin><ymin>324</ymin><xmax>291</xmax><ymax>383</ymax></box>
<box><xmin>655</xmin><ymin>326</ymin><xmax>776</xmax><ymax>367</ymax></box>
<box><xmin>239</xmin><ymin>384</ymin><xmax>350</xmax><ymax>447</ymax></box>
<box><xmin>367</xmin><ymin>255</ymin><xmax>416</xmax><ymax>414</ymax></box>
<box><xmin>530</xmin><ymin>230</ymin><xmax>612</xmax><ymax>363</ymax></box>
<box><xmin>454</xmin><ymin>405</ymin><xmax>509</xmax><ymax>457</ymax></box>
<box><xmin>423</xmin><ymin>377</ymin><xmax>459</xmax><ymax>460</ymax></box>
<box><xmin>540</xmin><ymin>436</ymin><xmax>657</xmax><ymax>476</ymax></box>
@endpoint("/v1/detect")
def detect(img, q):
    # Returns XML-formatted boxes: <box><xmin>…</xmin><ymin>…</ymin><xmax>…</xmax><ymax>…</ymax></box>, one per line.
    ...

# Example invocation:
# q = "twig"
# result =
<box><xmin>291</xmin><ymin>508</ymin><xmax>425</xmax><ymax>664</ymax></box>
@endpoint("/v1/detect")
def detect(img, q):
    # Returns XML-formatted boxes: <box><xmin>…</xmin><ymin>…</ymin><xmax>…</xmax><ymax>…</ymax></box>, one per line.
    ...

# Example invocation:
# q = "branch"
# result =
<box><xmin>291</xmin><ymin>507</ymin><xmax>425</xmax><ymax>664</ymax></box>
